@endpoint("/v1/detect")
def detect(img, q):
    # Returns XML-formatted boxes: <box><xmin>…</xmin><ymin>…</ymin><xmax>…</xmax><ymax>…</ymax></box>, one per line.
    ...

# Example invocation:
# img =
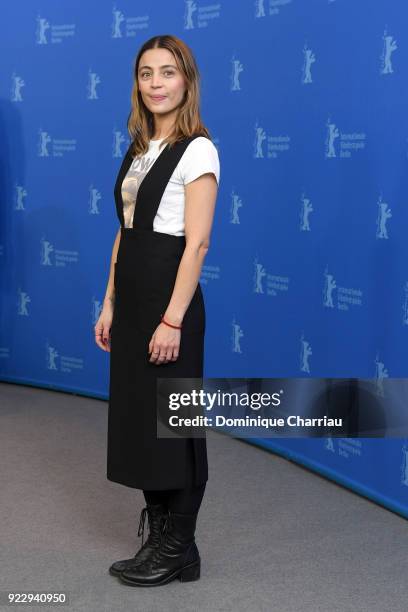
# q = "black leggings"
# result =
<box><xmin>143</xmin><ymin>482</ymin><xmax>206</xmax><ymax>514</ymax></box>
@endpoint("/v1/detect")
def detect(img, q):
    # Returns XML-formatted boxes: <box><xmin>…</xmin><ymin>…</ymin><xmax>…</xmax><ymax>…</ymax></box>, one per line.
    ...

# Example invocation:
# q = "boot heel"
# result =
<box><xmin>179</xmin><ymin>560</ymin><xmax>200</xmax><ymax>582</ymax></box>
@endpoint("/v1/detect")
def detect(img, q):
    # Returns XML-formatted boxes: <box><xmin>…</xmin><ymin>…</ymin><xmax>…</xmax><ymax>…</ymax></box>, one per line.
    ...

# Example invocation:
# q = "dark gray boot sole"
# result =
<box><xmin>118</xmin><ymin>558</ymin><xmax>200</xmax><ymax>587</ymax></box>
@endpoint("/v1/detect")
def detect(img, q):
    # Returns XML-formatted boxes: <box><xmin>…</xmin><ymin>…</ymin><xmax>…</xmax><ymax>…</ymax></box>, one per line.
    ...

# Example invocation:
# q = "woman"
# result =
<box><xmin>94</xmin><ymin>34</ymin><xmax>220</xmax><ymax>587</ymax></box>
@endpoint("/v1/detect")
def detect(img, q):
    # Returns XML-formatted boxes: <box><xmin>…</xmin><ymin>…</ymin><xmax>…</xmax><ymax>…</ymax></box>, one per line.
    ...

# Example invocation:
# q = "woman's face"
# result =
<box><xmin>137</xmin><ymin>48</ymin><xmax>186</xmax><ymax>116</ymax></box>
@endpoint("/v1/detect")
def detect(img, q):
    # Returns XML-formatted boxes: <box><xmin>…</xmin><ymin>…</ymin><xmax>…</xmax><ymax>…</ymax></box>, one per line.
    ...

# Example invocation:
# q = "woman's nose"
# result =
<box><xmin>151</xmin><ymin>75</ymin><xmax>163</xmax><ymax>88</ymax></box>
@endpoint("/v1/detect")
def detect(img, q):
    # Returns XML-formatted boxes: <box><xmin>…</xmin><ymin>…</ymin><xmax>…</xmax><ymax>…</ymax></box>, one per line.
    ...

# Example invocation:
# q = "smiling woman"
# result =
<box><xmin>93</xmin><ymin>34</ymin><xmax>220</xmax><ymax>588</ymax></box>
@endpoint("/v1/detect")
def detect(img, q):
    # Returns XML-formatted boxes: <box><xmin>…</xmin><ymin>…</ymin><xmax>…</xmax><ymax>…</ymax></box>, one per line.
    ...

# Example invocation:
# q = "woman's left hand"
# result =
<box><xmin>148</xmin><ymin>323</ymin><xmax>181</xmax><ymax>364</ymax></box>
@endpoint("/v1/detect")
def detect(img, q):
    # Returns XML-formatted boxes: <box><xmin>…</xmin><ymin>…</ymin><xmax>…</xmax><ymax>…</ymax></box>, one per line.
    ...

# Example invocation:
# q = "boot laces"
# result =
<box><xmin>137</xmin><ymin>506</ymin><xmax>168</xmax><ymax>550</ymax></box>
<box><xmin>148</xmin><ymin>514</ymin><xmax>170</xmax><ymax>568</ymax></box>
<box><xmin>137</xmin><ymin>506</ymin><xmax>148</xmax><ymax>546</ymax></box>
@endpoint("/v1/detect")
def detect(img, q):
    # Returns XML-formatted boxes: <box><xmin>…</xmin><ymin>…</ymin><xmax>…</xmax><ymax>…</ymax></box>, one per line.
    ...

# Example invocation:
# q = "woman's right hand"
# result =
<box><xmin>94</xmin><ymin>301</ymin><xmax>114</xmax><ymax>352</ymax></box>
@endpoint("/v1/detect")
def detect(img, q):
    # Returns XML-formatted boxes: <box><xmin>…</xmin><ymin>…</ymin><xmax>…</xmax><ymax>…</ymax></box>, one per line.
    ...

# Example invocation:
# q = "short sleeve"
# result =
<box><xmin>180</xmin><ymin>137</ymin><xmax>220</xmax><ymax>186</ymax></box>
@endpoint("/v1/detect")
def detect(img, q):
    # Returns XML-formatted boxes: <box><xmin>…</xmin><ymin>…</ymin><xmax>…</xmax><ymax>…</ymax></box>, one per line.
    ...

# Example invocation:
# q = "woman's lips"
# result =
<box><xmin>151</xmin><ymin>96</ymin><xmax>166</xmax><ymax>101</ymax></box>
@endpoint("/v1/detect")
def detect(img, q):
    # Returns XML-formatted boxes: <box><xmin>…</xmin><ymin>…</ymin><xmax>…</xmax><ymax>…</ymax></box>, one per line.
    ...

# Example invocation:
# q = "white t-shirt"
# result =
<box><xmin>121</xmin><ymin>136</ymin><xmax>220</xmax><ymax>236</ymax></box>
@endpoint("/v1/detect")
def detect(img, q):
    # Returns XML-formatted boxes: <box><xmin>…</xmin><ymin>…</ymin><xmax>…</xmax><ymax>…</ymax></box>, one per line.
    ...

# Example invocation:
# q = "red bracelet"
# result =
<box><xmin>160</xmin><ymin>314</ymin><xmax>182</xmax><ymax>329</ymax></box>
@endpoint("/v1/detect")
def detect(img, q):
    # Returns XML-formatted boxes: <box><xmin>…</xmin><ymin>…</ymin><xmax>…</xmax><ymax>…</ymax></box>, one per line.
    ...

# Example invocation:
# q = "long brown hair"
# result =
<box><xmin>127</xmin><ymin>34</ymin><xmax>212</xmax><ymax>158</ymax></box>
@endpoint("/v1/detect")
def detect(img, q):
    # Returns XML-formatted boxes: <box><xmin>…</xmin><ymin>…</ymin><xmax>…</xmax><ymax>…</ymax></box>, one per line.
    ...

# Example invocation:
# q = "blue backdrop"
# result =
<box><xmin>1</xmin><ymin>0</ymin><xmax>408</xmax><ymax>517</ymax></box>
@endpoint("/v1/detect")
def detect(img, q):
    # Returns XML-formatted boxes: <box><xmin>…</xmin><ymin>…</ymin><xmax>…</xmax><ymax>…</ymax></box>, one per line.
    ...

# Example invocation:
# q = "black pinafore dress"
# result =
<box><xmin>107</xmin><ymin>135</ymin><xmax>208</xmax><ymax>490</ymax></box>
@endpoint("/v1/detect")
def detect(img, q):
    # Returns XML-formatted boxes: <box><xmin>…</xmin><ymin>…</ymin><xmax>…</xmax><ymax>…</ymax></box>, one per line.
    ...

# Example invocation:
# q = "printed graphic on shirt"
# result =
<box><xmin>121</xmin><ymin>147</ymin><xmax>162</xmax><ymax>228</ymax></box>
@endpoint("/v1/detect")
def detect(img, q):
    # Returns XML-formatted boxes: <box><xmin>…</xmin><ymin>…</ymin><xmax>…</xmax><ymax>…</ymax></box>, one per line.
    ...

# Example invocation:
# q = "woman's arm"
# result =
<box><xmin>163</xmin><ymin>172</ymin><xmax>218</xmax><ymax>325</ymax></box>
<box><xmin>148</xmin><ymin>172</ymin><xmax>218</xmax><ymax>364</ymax></box>
<box><xmin>94</xmin><ymin>227</ymin><xmax>121</xmax><ymax>352</ymax></box>
<box><xmin>103</xmin><ymin>227</ymin><xmax>121</xmax><ymax>308</ymax></box>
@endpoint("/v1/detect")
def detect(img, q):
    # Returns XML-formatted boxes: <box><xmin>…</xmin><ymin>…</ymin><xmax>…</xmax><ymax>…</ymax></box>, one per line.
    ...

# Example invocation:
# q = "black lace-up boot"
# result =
<box><xmin>118</xmin><ymin>510</ymin><xmax>201</xmax><ymax>586</ymax></box>
<box><xmin>109</xmin><ymin>504</ymin><xmax>168</xmax><ymax>577</ymax></box>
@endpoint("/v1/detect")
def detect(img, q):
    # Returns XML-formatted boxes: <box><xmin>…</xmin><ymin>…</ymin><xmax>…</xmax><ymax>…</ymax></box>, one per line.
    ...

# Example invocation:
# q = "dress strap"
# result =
<box><xmin>114</xmin><ymin>144</ymin><xmax>133</xmax><ymax>228</ymax></box>
<box><xmin>132</xmin><ymin>135</ymin><xmax>201</xmax><ymax>230</ymax></box>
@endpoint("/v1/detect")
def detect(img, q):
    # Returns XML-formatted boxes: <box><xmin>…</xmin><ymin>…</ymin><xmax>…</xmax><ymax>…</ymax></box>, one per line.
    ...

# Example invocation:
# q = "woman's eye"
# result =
<box><xmin>140</xmin><ymin>71</ymin><xmax>174</xmax><ymax>78</ymax></box>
